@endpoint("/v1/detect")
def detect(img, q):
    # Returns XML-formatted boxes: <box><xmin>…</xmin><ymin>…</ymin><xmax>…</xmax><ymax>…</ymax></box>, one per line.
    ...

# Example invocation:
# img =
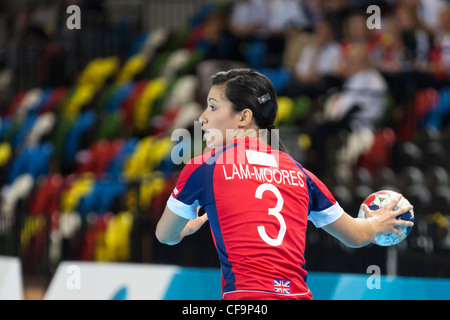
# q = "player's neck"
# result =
<box><xmin>232</xmin><ymin>126</ymin><xmax>260</xmax><ymax>141</ymax></box>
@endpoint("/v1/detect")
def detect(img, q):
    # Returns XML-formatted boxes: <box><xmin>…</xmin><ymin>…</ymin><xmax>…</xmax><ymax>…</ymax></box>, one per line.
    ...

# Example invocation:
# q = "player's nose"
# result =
<box><xmin>199</xmin><ymin>113</ymin><xmax>207</xmax><ymax>127</ymax></box>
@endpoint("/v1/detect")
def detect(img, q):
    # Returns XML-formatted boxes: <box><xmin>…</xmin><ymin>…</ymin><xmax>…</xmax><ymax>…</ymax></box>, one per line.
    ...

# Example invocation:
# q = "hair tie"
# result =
<box><xmin>257</xmin><ymin>93</ymin><xmax>271</xmax><ymax>104</ymax></box>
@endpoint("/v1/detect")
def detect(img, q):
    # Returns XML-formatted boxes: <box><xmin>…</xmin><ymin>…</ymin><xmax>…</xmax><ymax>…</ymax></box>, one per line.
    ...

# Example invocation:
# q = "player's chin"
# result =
<box><xmin>203</xmin><ymin>129</ymin><xmax>228</xmax><ymax>149</ymax></box>
<box><xmin>204</xmin><ymin>137</ymin><xmax>224</xmax><ymax>149</ymax></box>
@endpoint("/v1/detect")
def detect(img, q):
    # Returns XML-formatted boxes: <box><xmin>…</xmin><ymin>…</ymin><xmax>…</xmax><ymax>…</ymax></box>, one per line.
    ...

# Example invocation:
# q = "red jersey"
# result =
<box><xmin>167</xmin><ymin>138</ymin><xmax>343</xmax><ymax>300</ymax></box>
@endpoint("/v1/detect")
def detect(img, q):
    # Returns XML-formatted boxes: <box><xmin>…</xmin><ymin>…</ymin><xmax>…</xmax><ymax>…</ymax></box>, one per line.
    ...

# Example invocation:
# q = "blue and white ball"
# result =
<box><xmin>358</xmin><ymin>190</ymin><xmax>414</xmax><ymax>246</ymax></box>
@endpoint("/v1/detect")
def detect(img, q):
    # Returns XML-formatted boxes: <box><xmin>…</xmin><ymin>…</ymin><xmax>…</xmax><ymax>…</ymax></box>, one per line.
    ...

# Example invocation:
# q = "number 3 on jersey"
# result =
<box><xmin>255</xmin><ymin>183</ymin><xmax>286</xmax><ymax>246</ymax></box>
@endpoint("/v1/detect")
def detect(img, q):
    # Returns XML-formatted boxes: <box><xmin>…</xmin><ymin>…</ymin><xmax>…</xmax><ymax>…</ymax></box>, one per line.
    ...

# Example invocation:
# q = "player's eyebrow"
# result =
<box><xmin>208</xmin><ymin>98</ymin><xmax>218</xmax><ymax>104</ymax></box>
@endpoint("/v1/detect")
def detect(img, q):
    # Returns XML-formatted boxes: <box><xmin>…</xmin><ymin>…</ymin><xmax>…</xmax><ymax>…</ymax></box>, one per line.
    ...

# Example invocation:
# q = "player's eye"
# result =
<box><xmin>209</xmin><ymin>105</ymin><xmax>217</xmax><ymax>111</ymax></box>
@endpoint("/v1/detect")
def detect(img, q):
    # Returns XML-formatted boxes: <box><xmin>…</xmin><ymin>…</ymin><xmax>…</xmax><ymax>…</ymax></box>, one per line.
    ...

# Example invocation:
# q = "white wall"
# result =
<box><xmin>0</xmin><ymin>256</ymin><xmax>23</xmax><ymax>300</ymax></box>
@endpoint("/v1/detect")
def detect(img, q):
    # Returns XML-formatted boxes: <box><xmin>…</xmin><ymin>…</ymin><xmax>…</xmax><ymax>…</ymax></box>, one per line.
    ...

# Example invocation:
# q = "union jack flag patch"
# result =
<box><xmin>274</xmin><ymin>280</ymin><xmax>290</xmax><ymax>294</ymax></box>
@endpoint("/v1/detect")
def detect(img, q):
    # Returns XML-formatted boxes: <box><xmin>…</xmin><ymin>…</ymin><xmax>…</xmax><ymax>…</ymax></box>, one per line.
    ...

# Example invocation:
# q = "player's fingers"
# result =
<box><xmin>392</xmin><ymin>228</ymin><xmax>403</xmax><ymax>238</ymax></box>
<box><xmin>393</xmin><ymin>205</ymin><xmax>414</xmax><ymax>216</ymax></box>
<box><xmin>395</xmin><ymin>219</ymin><xmax>414</xmax><ymax>227</ymax></box>
<box><xmin>387</xmin><ymin>195</ymin><xmax>402</xmax><ymax>210</ymax></box>
<box><xmin>361</xmin><ymin>204</ymin><xmax>373</xmax><ymax>217</ymax></box>
<box><xmin>188</xmin><ymin>215</ymin><xmax>208</xmax><ymax>234</ymax></box>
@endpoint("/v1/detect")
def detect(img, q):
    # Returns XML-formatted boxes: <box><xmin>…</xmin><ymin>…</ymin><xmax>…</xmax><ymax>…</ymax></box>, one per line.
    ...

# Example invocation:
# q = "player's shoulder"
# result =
<box><xmin>276</xmin><ymin>153</ymin><xmax>323</xmax><ymax>186</ymax></box>
<box><xmin>300</xmin><ymin>166</ymin><xmax>318</xmax><ymax>180</ymax></box>
<box><xmin>179</xmin><ymin>149</ymin><xmax>218</xmax><ymax>177</ymax></box>
<box><xmin>276</xmin><ymin>150</ymin><xmax>308</xmax><ymax>170</ymax></box>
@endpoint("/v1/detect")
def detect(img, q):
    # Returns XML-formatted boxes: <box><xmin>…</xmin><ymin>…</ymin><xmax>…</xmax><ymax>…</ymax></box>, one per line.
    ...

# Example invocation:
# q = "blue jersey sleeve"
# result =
<box><xmin>167</xmin><ymin>159</ymin><xmax>206</xmax><ymax>220</ymax></box>
<box><xmin>303</xmin><ymin>168</ymin><xmax>344</xmax><ymax>228</ymax></box>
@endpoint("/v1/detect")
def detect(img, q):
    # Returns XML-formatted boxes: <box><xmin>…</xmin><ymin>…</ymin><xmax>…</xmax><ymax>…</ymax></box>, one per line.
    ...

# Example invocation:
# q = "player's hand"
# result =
<box><xmin>361</xmin><ymin>195</ymin><xmax>414</xmax><ymax>237</ymax></box>
<box><xmin>181</xmin><ymin>207</ymin><xmax>208</xmax><ymax>237</ymax></box>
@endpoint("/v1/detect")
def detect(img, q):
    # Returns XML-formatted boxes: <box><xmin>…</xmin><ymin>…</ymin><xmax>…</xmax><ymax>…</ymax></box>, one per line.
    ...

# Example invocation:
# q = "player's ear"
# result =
<box><xmin>238</xmin><ymin>108</ymin><xmax>253</xmax><ymax>126</ymax></box>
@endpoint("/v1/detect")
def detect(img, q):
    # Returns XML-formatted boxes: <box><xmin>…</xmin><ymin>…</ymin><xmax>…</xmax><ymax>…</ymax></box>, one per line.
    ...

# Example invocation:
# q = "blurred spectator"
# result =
<box><xmin>35</xmin><ymin>32</ymin><xmax>65</xmax><ymax>88</ymax></box>
<box><xmin>374</xmin><ymin>13</ymin><xmax>406</xmax><ymax>74</ymax></box>
<box><xmin>341</xmin><ymin>11</ymin><xmax>373</xmax><ymax>45</ymax></box>
<box><xmin>399</xmin><ymin>0</ymin><xmax>448</xmax><ymax>34</ymax></box>
<box><xmin>6</xmin><ymin>4</ymin><xmax>49</xmax><ymax>91</ymax></box>
<box><xmin>373</xmin><ymin>12</ymin><xmax>415</xmax><ymax>109</ymax></box>
<box><xmin>281</xmin><ymin>19</ymin><xmax>342</xmax><ymax>98</ymax></box>
<box><xmin>230</xmin><ymin>0</ymin><xmax>311</xmax><ymax>69</ymax></box>
<box><xmin>194</xmin><ymin>8</ymin><xmax>247</xmax><ymax>102</ymax></box>
<box><xmin>195</xmin><ymin>10</ymin><xmax>243</xmax><ymax>62</ymax></box>
<box><xmin>281</xmin><ymin>23</ymin><xmax>311</xmax><ymax>70</ymax></box>
<box><xmin>395</xmin><ymin>4</ymin><xmax>433</xmax><ymax>72</ymax></box>
<box><xmin>0</xmin><ymin>4</ymin><xmax>7</xmax><ymax>66</ymax></box>
<box><xmin>266</xmin><ymin>0</ymin><xmax>312</xmax><ymax>33</ymax></box>
<box><xmin>430</xmin><ymin>5</ymin><xmax>450</xmax><ymax>82</ymax></box>
<box><xmin>264</xmin><ymin>0</ymin><xmax>312</xmax><ymax>68</ymax></box>
<box><xmin>321</xmin><ymin>0</ymin><xmax>353</xmax><ymax>41</ymax></box>
<box><xmin>339</xmin><ymin>11</ymin><xmax>381</xmax><ymax>67</ymax></box>
<box><xmin>308</xmin><ymin>43</ymin><xmax>388</xmax><ymax>175</ymax></box>
<box><xmin>376</xmin><ymin>5</ymin><xmax>439</xmax><ymax>108</ymax></box>
<box><xmin>231</xmin><ymin>0</ymin><xmax>311</xmax><ymax>36</ymax></box>
<box><xmin>324</xmin><ymin>43</ymin><xmax>388</xmax><ymax>135</ymax></box>
<box><xmin>57</xmin><ymin>0</ymin><xmax>109</xmax><ymax>84</ymax></box>
<box><xmin>229</xmin><ymin>0</ymin><xmax>270</xmax><ymax>39</ymax></box>
<box><xmin>303</xmin><ymin>0</ymin><xmax>327</xmax><ymax>29</ymax></box>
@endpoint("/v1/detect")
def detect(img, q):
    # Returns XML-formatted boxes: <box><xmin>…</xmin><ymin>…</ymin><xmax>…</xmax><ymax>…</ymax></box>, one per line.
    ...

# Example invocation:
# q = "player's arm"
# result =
<box><xmin>156</xmin><ymin>206</ymin><xmax>208</xmax><ymax>245</ymax></box>
<box><xmin>322</xmin><ymin>195</ymin><xmax>414</xmax><ymax>248</ymax></box>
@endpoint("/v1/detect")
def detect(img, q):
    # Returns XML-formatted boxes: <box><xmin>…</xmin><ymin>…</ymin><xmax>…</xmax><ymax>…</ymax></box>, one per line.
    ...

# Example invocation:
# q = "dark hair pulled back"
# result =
<box><xmin>210</xmin><ymin>68</ymin><xmax>287</xmax><ymax>152</ymax></box>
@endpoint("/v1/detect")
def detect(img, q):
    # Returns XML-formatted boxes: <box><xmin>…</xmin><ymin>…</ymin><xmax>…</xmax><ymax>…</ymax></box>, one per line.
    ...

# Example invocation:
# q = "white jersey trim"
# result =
<box><xmin>308</xmin><ymin>202</ymin><xmax>344</xmax><ymax>228</ymax></box>
<box><xmin>166</xmin><ymin>194</ymin><xmax>198</xmax><ymax>220</ymax></box>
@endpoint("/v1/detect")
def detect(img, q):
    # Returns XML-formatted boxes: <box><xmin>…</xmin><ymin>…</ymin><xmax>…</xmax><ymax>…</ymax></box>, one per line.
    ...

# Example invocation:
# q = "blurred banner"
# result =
<box><xmin>0</xmin><ymin>256</ymin><xmax>23</xmax><ymax>300</ymax></box>
<box><xmin>43</xmin><ymin>261</ymin><xmax>450</xmax><ymax>300</ymax></box>
<box><xmin>44</xmin><ymin>261</ymin><xmax>182</xmax><ymax>300</ymax></box>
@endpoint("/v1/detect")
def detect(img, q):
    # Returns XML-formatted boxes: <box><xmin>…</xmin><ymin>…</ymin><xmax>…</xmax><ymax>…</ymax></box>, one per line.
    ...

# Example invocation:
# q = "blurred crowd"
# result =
<box><xmin>189</xmin><ymin>0</ymin><xmax>450</xmax><ymax>178</ymax></box>
<box><xmin>0</xmin><ymin>0</ymin><xmax>134</xmax><ymax>96</ymax></box>
<box><xmin>1</xmin><ymin>0</ymin><xmax>449</xmax><ymax>178</ymax></box>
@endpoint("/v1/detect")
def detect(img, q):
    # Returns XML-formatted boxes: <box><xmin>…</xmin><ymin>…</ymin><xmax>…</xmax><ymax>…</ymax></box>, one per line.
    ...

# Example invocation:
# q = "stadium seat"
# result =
<box><xmin>351</xmin><ymin>185</ymin><xmax>374</xmax><ymax>215</ymax></box>
<box><xmin>331</xmin><ymin>185</ymin><xmax>353</xmax><ymax>210</ymax></box>
<box><xmin>29</xmin><ymin>174</ymin><xmax>64</xmax><ymax>216</ymax></box>
<box><xmin>414</xmin><ymin>88</ymin><xmax>439</xmax><ymax>128</ymax></box>
<box><xmin>429</xmin><ymin>186</ymin><xmax>450</xmax><ymax>214</ymax></box>
<box><xmin>38</xmin><ymin>87</ymin><xmax>68</xmax><ymax>114</ymax></box>
<box><xmin>63</xmin><ymin>110</ymin><xmax>97</xmax><ymax>165</ymax></box>
<box><xmin>4</xmin><ymin>91</ymin><xmax>27</xmax><ymax>117</ymax></box>
<box><xmin>371</xmin><ymin>166</ymin><xmax>396</xmax><ymax>190</ymax></box>
<box><xmin>424</xmin><ymin>166</ymin><xmax>449</xmax><ymax>189</ymax></box>
<box><xmin>353</xmin><ymin>167</ymin><xmax>373</xmax><ymax>188</ymax></box>
<box><xmin>392</xmin><ymin>141</ymin><xmax>423</xmax><ymax>171</ymax></box>
<box><xmin>423</xmin><ymin>141</ymin><xmax>446</xmax><ymax>168</ymax></box>
<box><xmin>397</xmin><ymin>166</ymin><xmax>424</xmax><ymax>191</ymax></box>
<box><xmin>404</xmin><ymin>184</ymin><xmax>432</xmax><ymax>217</ymax></box>
<box><xmin>25</xmin><ymin>112</ymin><xmax>56</xmax><ymax>145</ymax></box>
<box><xmin>358</xmin><ymin>128</ymin><xmax>396</xmax><ymax>173</ymax></box>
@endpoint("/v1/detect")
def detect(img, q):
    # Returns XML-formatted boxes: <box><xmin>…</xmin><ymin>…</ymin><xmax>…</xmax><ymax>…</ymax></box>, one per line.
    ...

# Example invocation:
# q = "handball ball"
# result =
<box><xmin>358</xmin><ymin>190</ymin><xmax>414</xmax><ymax>246</ymax></box>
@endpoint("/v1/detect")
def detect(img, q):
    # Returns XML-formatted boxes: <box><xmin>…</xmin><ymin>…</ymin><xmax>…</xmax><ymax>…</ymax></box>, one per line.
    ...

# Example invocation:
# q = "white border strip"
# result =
<box><xmin>222</xmin><ymin>288</ymin><xmax>310</xmax><ymax>299</ymax></box>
